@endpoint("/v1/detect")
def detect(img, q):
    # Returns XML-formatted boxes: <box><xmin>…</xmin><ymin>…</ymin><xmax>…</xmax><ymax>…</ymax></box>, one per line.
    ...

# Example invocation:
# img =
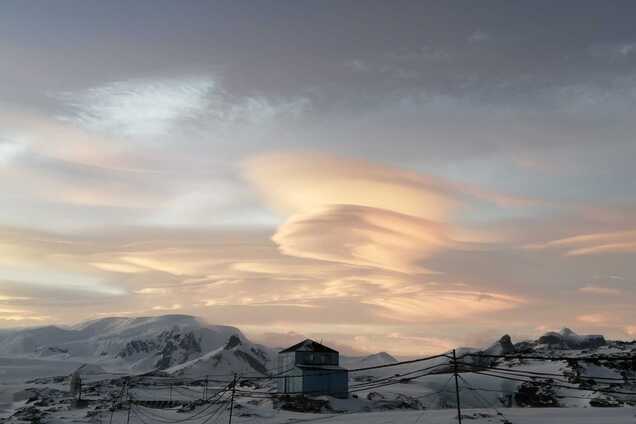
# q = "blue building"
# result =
<box><xmin>276</xmin><ymin>339</ymin><xmax>348</xmax><ymax>398</ymax></box>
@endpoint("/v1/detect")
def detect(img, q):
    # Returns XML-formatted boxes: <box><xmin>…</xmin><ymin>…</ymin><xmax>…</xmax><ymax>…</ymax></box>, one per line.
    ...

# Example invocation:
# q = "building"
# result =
<box><xmin>276</xmin><ymin>339</ymin><xmax>348</xmax><ymax>398</ymax></box>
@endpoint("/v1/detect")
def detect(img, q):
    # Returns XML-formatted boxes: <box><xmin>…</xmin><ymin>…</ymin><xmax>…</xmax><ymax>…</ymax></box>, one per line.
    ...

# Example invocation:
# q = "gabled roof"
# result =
<box><xmin>279</xmin><ymin>339</ymin><xmax>338</xmax><ymax>354</ymax></box>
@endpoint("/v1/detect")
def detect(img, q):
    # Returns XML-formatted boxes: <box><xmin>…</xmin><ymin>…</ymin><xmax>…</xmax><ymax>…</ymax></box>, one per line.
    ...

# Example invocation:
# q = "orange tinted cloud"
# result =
<box><xmin>273</xmin><ymin>204</ymin><xmax>452</xmax><ymax>273</ymax></box>
<box><xmin>244</xmin><ymin>152</ymin><xmax>513</xmax><ymax>273</ymax></box>
<box><xmin>527</xmin><ymin>229</ymin><xmax>636</xmax><ymax>256</ymax></box>
<box><xmin>364</xmin><ymin>289</ymin><xmax>525</xmax><ymax>322</ymax></box>
<box><xmin>578</xmin><ymin>285</ymin><xmax>622</xmax><ymax>295</ymax></box>
<box><xmin>244</xmin><ymin>152</ymin><xmax>458</xmax><ymax>221</ymax></box>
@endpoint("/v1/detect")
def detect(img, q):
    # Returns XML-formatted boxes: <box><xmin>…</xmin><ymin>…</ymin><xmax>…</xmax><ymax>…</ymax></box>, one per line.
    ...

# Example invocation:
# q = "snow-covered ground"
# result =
<box><xmin>101</xmin><ymin>405</ymin><xmax>636</xmax><ymax>424</ymax></box>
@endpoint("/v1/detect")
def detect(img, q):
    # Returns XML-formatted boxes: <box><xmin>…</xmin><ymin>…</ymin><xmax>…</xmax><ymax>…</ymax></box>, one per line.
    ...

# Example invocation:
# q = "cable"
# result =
<box><xmin>461</xmin><ymin>352</ymin><xmax>636</xmax><ymax>362</ymax></box>
<box><xmin>469</xmin><ymin>370</ymin><xmax>636</xmax><ymax>396</ymax></box>
<box><xmin>350</xmin><ymin>362</ymin><xmax>451</xmax><ymax>389</ymax></box>
<box><xmin>129</xmin><ymin>384</ymin><xmax>232</xmax><ymax>424</ymax></box>
<box><xmin>455</xmin><ymin>360</ymin><xmax>636</xmax><ymax>383</ymax></box>
<box><xmin>458</xmin><ymin>374</ymin><xmax>512</xmax><ymax>423</ymax></box>
<box><xmin>135</xmin><ymin>352</ymin><xmax>451</xmax><ymax>384</ymax></box>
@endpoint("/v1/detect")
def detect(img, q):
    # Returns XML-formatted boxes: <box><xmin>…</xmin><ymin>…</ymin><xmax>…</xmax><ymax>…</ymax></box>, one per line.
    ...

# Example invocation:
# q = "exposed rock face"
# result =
<box><xmin>233</xmin><ymin>349</ymin><xmax>269</xmax><ymax>375</ymax></box>
<box><xmin>484</xmin><ymin>334</ymin><xmax>516</xmax><ymax>356</ymax></box>
<box><xmin>225</xmin><ymin>335</ymin><xmax>242</xmax><ymax>350</ymax></box>
<box><xmin>537</xmin><ymin>328</ymin><xmax>606</xmax><ymax>350</ymax></box>
<box><xmin>117</xmin><ymin>339</ymin><xmax>158</xmax><ymax>358</ymax></box>
<box><xmin>514</xmin><ymin>380</ymin><xmax>560</xmax><ymax>407</ymax></box>
<box><xmin>165</xmin><ymin>332</ymin><xmax>273</xmax><ymax>377</ymax></box>
<box><xmin>117</xmin><ymin>330</ymin><xmax>204</xmax><ymax>370</ymax></box>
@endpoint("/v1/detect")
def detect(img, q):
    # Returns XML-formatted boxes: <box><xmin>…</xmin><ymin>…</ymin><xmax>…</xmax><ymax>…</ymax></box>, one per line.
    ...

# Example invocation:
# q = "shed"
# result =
<box><xmin>276</xmin><ymin>339</ymin><xmax>348</xmax><ymax>398</ymax></box>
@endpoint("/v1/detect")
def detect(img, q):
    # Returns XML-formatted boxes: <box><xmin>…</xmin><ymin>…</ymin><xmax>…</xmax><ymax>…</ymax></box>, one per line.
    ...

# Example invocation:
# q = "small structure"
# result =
<box><xmin>276</xmin><ymin>339</ymin><xmax>348</xmax><ymax>398</ymax></box>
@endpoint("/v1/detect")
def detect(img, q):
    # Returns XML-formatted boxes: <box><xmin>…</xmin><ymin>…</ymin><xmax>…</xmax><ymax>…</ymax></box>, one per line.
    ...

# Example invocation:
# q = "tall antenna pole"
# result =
<box><xmin>452</xmin><ymin>349</ymin><xmax>463</xmax><ymax>424</ymax></box>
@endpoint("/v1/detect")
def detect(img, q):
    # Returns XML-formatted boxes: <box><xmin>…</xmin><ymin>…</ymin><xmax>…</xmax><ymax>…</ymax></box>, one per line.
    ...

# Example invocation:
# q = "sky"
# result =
<box><xmin>1</xmin><ymin>0</ymin><xmax>635</xmax><ymax>356</ymax></box>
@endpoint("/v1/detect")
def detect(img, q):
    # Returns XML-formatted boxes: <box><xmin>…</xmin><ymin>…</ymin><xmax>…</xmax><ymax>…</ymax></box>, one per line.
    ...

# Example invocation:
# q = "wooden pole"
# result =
<box><xmin>126</xmin><ymin>396</ymin><xmax>132</xmax><ymax>424</ymax></box>
<box><xmin>109</xmin><ymin>378</ymin><xmax>126</xmax><ymax>424</ymax></box>
<box><xmin>228</xmin><ymin>374</ymin><xmax>237</xmax><ymax>424</ymax></box>
<box><xmin>452</xmin><ymin>349</ymin><xmax>462</xmax><ymax>424</ymax></box>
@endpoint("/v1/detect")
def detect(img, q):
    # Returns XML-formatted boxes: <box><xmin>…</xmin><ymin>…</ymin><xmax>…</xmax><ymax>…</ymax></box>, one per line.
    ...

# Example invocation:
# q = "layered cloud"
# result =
<box><xmin>244</xmin><ymin>153</ymin><xmax>521</xmax><ymax>273</ymax></box>
<box><xmin>528</xmin><ymin>229</ymin><xmax>636</xmax><ymax>256</ymax></box>
<box><xmin>272</xmin><ymin>204</ymin><xmax>452</xmax><ymax>273</ymax></box>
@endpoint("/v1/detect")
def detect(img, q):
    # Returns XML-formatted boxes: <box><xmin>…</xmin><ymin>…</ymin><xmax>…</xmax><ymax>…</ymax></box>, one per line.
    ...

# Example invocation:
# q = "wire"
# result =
<box><xmin>461</xmin><ymin>352</ymin><xmax>636</xmax><ymax>362</ymax></box>
<box><xmin>469</xmin><ymin>370</ymin><xmax>636</xmax><ymax>396</ymax></box>
<box><xmin>129</xmin><ymin>384</ymin><xmax>232</xmax><ymax>424</ymax></box>
<box><xmin>458</xmin><ymin>374</ymin><xmax>512</xmax><ymax>423</ymax></box>
<box><xmin>134</xmin><ymin>352</ymin><xmax>451</xmax><ymax>384</ymax></box>
<box><xmin>455</xmin><ymin>360</ymin><xmax>636</xmax><ymax>383</ymax></box>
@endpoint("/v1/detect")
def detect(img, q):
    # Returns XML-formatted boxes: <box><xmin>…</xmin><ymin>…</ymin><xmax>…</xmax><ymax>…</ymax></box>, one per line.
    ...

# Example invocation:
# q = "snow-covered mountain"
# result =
<box><xmin>341</xmin><ymin>352</ymin><xmax>398</xmax><ymax>370</ymax></box>
<box><xmin>1</xmin><ymin>321</ymin><xmax>635</xmax><ymax>424</ymax></box>
<box><xmin>0</xmin><ymin>315</ymin><xmax>274</xmax><ymax>375</ymax></box>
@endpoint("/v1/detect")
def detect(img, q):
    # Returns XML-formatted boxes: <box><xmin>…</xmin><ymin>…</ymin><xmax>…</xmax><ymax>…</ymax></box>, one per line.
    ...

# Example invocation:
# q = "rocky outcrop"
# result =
<box><xmin>537</xmin><ymin>328</ymin><xmax>606</xmax><ymax>350</ymax></box>
<box><xmin>117</xmin><ymin>330</ymin><xmax>203</xmax><ymax>370</ymax></box>
<box><xmin>514</xmin><ymin>380</ymin><xmax>559</xmax><ymax>407</ymax></box>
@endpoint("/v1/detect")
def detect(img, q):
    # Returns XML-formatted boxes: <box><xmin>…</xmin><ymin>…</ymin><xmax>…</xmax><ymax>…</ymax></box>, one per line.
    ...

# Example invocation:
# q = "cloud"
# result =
<box><xmin>0</xmin><ymin>224</ymin><xmax>530</xmax><ymax>342</ymax></box>
<box><xmin>0</xmin><ymin>294</ymin><xmax>30</xmax><ymax>301</ymax></box>
<box><xmin>273</xmin><ymin>204</ymin><xmax>452</xmax><ymax>273</ymax></box>
<box><xmin>134</xmin><ymin>288</ymin><xmax>169</xmax><ymax>295</ymax></box>
<box><xmin>364</xmin><ymin>290</ymin><xmax>524</xmax><ymax>322</ymax></box>
<box><xmin>152</xmin><ymin>304</ymin><xmax>182</xmax><ymax>311</ymax></box>
<box><xmin>577</xmin><ymin>313</ymin><xmax>611</xmax><ymax>325</ymax></box>
<box><xmin>91</xmin><ymin>262</ymin><xmax>148</xmax><ymax>274</ymax></box>
<box><xmin>244</xmin><ymin>152</ymin><xmax>459</xmax><ymax>221</ymax></box>
<box><xmin>244</xmin><ymin>153</ymin><xmax>526</xmax><ymax>273</ymax></box>
<box><xmin>468</xmin><ymin>30</ymin><xmax>491</xmax><ymax>43</ymax></box>
<box><xmin>0</xmin><ymin>136</ymin><xmax>28</xmax><ymax>165</ymax></box>
<box><xmin>57</xmin><ymin>77</ymin><xmax>216</xmax><ymax>138</ymax></box>
<box><xmin>578</xmin><ymin>285</ymin><xmax>621</xmax><ymax>296</ymax></box>
<box><xmin>352</xmin><ymin>334</ymin><xmax>455</xmax><ymax>357</ymax></box>
<box><xmin>527</xmin><ymin>229</ymin><xmax>636</xmax><ymax>256</ymax></box>
<box><xmin>56</xmin><ymin>76</ymin><xmax>311</xmax><ymax>143</ymax></box>
<box><xmin>226</xmin><ymin>96</ymin><xmax>310</xmax><ymax>125</ymax></box>
<box><xmin>589</xmin><ymin>42</ymin><xmax>636</xmax><ymax>59</ymax></box>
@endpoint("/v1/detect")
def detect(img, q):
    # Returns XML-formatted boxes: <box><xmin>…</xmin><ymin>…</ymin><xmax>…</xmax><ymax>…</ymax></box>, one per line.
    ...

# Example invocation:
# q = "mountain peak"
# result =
<box><xmin>224</xmin><ymin>334</ymin><xmax>243</xmax><ymax>350</ymax></box>
<box><xmin>483</xmin><ymin>334</ymin><xmax>515</xmax><ymax>355</ymax></box>
<box><xmin>560</xmin><ymin>327</ymin><xmax>576</xmax><ymax>337</ymax></box>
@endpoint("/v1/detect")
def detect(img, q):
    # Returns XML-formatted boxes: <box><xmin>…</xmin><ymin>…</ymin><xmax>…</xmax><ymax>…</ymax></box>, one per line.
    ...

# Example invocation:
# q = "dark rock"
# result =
<box><xmin>274</xmin><ymin>395</ymin><xmax>330</xmax><ymax>413</ymax></box>
<box><xmin>514</xmin><ymin>380</ymin><xmax>559</xmax><ymax>407</ymax></box>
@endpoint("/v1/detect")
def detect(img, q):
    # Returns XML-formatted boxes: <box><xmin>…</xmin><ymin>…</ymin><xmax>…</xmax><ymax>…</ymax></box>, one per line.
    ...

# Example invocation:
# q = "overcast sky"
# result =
<box><xmin>1</xmin><ymin>0</ymin><xmax>635</xmax><ymax>356</ymax></box>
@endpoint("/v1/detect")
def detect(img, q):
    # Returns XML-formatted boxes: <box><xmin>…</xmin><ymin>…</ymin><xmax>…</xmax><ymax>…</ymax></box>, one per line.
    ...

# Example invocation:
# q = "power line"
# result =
<box><xmin>469</xmin><ymin>370</ymin><xmax>636</xmax><ymax>396</ymax></box>
<box><xmin>458</xmin><ymin>374</ymin><xmax>512</xmax><ymax>424</ymax></box>
<box><xmin>461</xmin><ymin>352</ymin><xmax>636</xmax><ymax>362</ymax></box>
<box><xmin>455</xmin><ymin>360</ymin><xmax>636</xmax><ymax>383</ymax></box>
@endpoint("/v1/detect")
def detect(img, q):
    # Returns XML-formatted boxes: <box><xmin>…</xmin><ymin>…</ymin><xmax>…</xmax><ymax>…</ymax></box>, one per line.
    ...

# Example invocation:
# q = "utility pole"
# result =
<box><xmin>203</xmin><ymin>376</ymin><xmax>208</xmax><ymax>401</ymax></box>
<box><xmin>126</xmin><ymin>395</ymin><xmax>132</xmax><ymax>424</ymax></box>
<box><xmin>452</xmin><ymin>349</ymin><xmax>462</xmax><ymax>424</ymax></box>
<box><xmin>110</xmin><ymin>378</ymin><xmax>127</xmax><ymax>424</ymax></box>
<box><xmin>169</xmin><ymin>383</ymin><xmax>173</xmax><ymax>402</ymax></box>
<box><xmin>228</xmin><ymin>374</ymin><xmax>237</xmax><ymax>424</ymax></box>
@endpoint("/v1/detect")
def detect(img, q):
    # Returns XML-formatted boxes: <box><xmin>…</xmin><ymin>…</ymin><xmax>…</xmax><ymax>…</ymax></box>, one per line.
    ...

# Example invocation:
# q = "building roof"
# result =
<box><xmin>279</xmin><ymin>339</ymin><xmax>338</xmax><ymax>354</ymax></box>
